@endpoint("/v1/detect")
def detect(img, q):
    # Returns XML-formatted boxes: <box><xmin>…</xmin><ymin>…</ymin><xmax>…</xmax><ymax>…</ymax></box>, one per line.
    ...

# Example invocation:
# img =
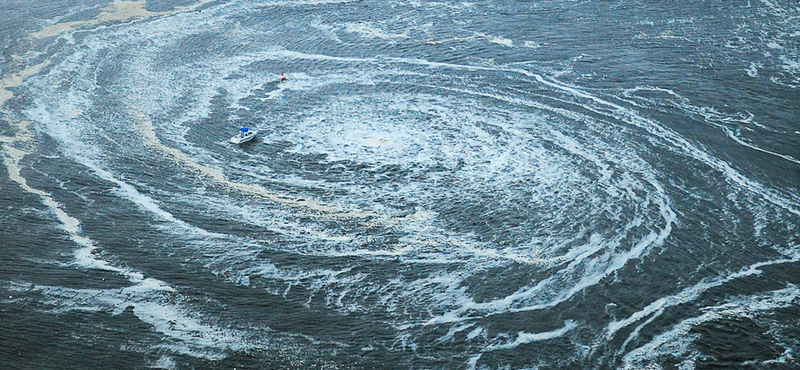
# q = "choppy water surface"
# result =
<box><xmin>1</xmin><ymin>1</ymin><xmax>799</xmax><ymax>369</ymax></box>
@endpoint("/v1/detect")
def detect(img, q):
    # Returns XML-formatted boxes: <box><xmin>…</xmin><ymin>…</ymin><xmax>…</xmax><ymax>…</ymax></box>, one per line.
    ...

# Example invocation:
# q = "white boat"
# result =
<box><xmin>230</xmin><ymin>127</ymin><xmax>258</xmax><ymax>144</ymax></box>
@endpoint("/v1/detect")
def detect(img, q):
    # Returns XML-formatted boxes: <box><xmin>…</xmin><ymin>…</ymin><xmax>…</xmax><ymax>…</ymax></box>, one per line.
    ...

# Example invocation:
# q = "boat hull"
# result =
<box><xmin>230</xmin><ymin>129</ymin><xmax>258</xmax><ymax>144</ymax></box>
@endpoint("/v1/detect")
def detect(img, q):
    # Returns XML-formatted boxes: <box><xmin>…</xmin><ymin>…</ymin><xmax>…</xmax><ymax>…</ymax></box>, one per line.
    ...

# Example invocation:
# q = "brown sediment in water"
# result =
<box><xmin>129</xmin><ymin>106</ymin><xmax>378</xmax><ymax>220</ymax></box>
<box><xmin>31</xmin><ymin>0</ymin><xmax>219</xmax><ymax>39</ymax></box>
<box><xmin>1</xmin><ymin>57</ymin><xmax>85</xmax><ymax>243</ymax></box>
<box><xmin>0</xmin><ymin>61</ymin><xmax>51</xmax><ymax>106</ymax></box>
<box><xmin>32</xmin><ymin>1</ymin><xmax>161</xmax><ymax>39</ymax></box>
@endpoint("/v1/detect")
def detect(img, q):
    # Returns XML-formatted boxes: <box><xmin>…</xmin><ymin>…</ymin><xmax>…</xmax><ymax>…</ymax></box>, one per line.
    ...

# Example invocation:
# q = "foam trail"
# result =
<box><xmin>3</xmin><ymin>95</ymin><xmax>249</xmax><ymax>364</ymax></box>
<box><xmin>10</xmin><ymin>283</ymin><xmax>254</xmax><ymax>361</ymax></box>
<box><xmin>466</xmin><ymin>321</ymin><xmax>578</xmax><ymax>370</ymax></box>
<box><xmin>1</xmin><ymin>62</ymin><xmax>96</xmax><ymax>265</ymax></box>
<box><xmin>1</xmin><ymin>0</ymin><xmax>248</xmax><ymax>276</ymax></box>
<box><xmin>487</xmin><ymin>320</ymin><xmax>578</xmax><ymax>351</ymax></box>
<box><xmin>512</xmin><ymin>72</ymin><xmax>800</xmax><ymax>215</ymax></box>
<box><xmin>404</xmin><ymin>59</ymin><xmax>800</xmax><ymax>188</ymax></box>
<box><xmin>603</xmin><ymin>257</ymin><xmax>800</xmax><ymax>344</ymax></box>
<box><xmin>620</xmin><ymin>284</ymin><xmax>800</xmax><ymax>369</ymax></box>
<box><xmin>720</xmin><ymin>126</ymin><xmax>800</xmax><ymax>165</ymax></box>
<box><xmin>1</xmin><ymin>49</ymin><xmax>174</xmax><ymax>308</ymax></box>
<box><xmin>623</xmin><ymin>87</ymin><xmax>800</xmax><ymax>165</ymax></box>
<box><xmin>2</xmin><ymin>126</ymin><xmax>172</xmax><ymax>295</ymax></box>
<box><xmin>421</xmin><ymin>182</ymin><xmax>675</xmax><ymax>325</ymax></box>
<box><xmin>2</xmin><ymin>125</ymin><xmax>172</xmax><ymax>291</ymax></box>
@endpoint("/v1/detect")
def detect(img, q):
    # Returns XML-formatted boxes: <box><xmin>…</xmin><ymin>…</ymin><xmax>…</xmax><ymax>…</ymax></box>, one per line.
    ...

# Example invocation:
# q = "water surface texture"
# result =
<box><xmin>1</xmin><ymin>1</ymin><xmax>799</xmax><ymax>369</ymax></box>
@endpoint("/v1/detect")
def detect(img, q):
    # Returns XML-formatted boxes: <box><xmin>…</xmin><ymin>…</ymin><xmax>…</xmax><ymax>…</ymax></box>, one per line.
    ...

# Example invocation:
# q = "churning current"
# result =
<box><xmin>1</xmin><ymin>0</ymin><xmax>799</xmax><ymax>369</ymax></box>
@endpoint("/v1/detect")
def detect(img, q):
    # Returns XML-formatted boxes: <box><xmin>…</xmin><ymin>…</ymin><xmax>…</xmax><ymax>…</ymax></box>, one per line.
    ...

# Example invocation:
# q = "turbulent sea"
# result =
<box><xmin>1</xmin><ymin>0</ymin><xmax>799</xmax><ymax>369</ymax></box>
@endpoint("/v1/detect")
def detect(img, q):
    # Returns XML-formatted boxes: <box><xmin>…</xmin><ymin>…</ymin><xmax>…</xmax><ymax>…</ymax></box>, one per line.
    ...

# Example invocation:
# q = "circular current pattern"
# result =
<box><xmin>2</xmin><ymin>1</ymin><xmax>799</xmax><ymax>369</ymax></box>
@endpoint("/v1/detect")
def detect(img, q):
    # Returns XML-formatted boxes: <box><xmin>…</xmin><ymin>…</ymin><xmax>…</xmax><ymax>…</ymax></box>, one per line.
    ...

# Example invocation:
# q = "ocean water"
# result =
<box><xmin>1</xmin><ymin>0</ymin><xmax>798</xmax><ymax>369</ymax></box>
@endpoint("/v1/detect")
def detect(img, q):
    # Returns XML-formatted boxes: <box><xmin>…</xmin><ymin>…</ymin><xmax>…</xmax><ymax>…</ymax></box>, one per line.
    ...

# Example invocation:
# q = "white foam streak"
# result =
<box><xmin>0</xmin><ymin>40</ymin><xmax>135</xmax><ymax>287</ymax></box>
<box><xmin>523</xmin><ymin>74</ymin><xmax>800</xmax><ymax>215</ymax></box>
<box><xmin>463</xmin><ymin>321</ymin><xmax>577</xmax><ymax>369</ymax></box>
<box><xmin>487</xmin><ymin>320</ymin><xmax>578</xmax><ymax>351</ymax></box>
<box><xmin>721</xmin><ymin>126</ymin><xmax>800</xmax><ymax>165</ymax></box>
<box><xmin>620</xmin><ymin>284</ymin><xmax>800</xmax><ymax>369</ymax></box>
<box><xmin>25</xmin><ymin>98</ymin><xmax>226</xmax><ymax>242</ymax></box>
<box><xmin>24</xmin><ymin>283</ymin><xmax>249</xmax><ymax>360</ymax></box>
<box><xmin>6</xmin><ymin>100</ymin><xmax>175</xmax><ymax>302</ymax></box>
<box><xmin>1</xmin><ymin>59</ymin><xmax>244</xmax><ymax>364</ymax></box>
<box><xmin>624</xmin><ymin>87</ymin><xmax>800</xmax><ymax>165</ymax></box>
<box><xmin>343</xmin><ymin>22</ymin><xmax>409</xmax><ymax>40</ymax></box>
<box><xmin>605</xmin><ymin>257</ymin><xmax>800</xmax><ymax>343</ymax></box>
<box><xmin>422</xmin><ymin>181</ymin><xmax>675</xmax><ymax>324</ymax></box>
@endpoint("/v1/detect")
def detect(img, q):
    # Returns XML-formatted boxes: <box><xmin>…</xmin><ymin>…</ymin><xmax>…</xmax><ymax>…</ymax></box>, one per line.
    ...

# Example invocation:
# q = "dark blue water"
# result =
<box><xmin>2</xmin><ymin>1</ymin><xmax>799</xmax><ymax>369</ymax></box>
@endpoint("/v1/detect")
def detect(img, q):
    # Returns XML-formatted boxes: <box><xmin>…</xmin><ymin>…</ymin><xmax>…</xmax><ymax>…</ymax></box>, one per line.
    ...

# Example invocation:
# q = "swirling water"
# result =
<box><xmin>1</xmin><ymin>1</ymin><xmax>799</xmax><ymax>369</ymax></box>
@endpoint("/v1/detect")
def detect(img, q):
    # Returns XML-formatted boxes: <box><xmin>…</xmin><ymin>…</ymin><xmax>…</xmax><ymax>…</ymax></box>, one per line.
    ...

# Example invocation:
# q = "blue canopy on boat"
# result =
<box><xmin>240</xmin><ymin>127</ymin><xmax>249</xmax><ymax>132</ymax></box>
